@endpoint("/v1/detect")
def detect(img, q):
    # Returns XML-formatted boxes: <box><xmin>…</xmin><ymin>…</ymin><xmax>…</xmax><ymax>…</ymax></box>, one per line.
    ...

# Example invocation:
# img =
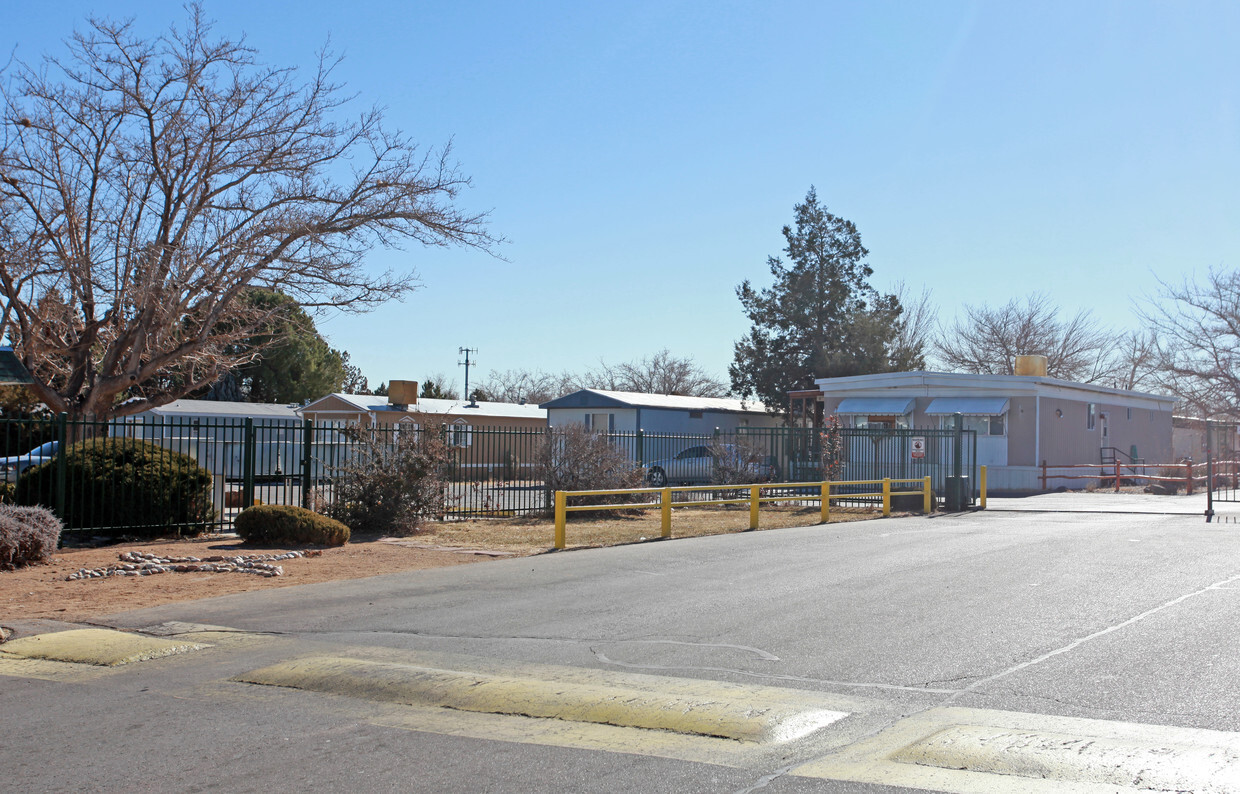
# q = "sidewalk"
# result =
<box><xmin>984</xmin><ymin>491</ymin><xmax>1240</xmax><ymax>517</ymax></box>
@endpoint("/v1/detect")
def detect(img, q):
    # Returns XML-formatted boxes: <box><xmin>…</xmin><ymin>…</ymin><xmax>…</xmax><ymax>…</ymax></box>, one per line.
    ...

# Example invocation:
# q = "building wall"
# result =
<box><xmin>1006</xmin><ymin>397</ymin><xmax>1038</xmax><ymax>466</ymax></box>
<box><xmin>546</xmin><ymin>407</ymin><xmax>778</xmax><ymax>434</ymax></box>
<box><xmin>546</xmin><ymin>408</ymin><xmax>638</xmax><ymax>432</ymax></box>
<box><xmin>1106</xmin><ymin>404</ymin><xmax>1173</xmax><ymax>463</ymax></box>
<box><xmin>637</xmin><ymin>408</ymin><xmax>780</xmax><ymax>434</ymax></box>
<box><xmin>301</xmin><ymin>398</ymin><xmax>545</xmax><ymax>432</ymax></box>
<box><xmin>1036</xmin><ymin>398</ymin><xmax>1173</xmax><ymax>465</ymax></box>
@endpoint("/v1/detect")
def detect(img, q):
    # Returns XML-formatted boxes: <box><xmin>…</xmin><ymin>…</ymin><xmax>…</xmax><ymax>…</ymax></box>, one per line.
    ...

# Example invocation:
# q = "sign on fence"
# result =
<box><xmin>911</xmin><ymin>437</ymin><xmax>926</xmax><ymax>459</ymax></box>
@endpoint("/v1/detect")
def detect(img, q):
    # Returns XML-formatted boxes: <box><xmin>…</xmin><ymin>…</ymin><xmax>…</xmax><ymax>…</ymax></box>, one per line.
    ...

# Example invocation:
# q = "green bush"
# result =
<box><xmin>15</xmin><ymin>437</ymin><xmax>214</xmax><ymax>537</ymax></box>
<box><xmin>234</xmin><ymin>504</ymin><xmax>349</xmax><ymax>547</ymax></box>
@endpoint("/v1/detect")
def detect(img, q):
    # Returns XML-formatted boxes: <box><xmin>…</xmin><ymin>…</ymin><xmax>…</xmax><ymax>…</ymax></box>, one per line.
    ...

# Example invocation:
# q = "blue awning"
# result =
<box><xmin>925</xmin><ymin>397</ymin><xmax>1010</xmax><ymax>415</ymax></box>
<box><xmin>834</xmin><ymin>397</ymin><xmax>915</xmax><ymax>415</ymax></box>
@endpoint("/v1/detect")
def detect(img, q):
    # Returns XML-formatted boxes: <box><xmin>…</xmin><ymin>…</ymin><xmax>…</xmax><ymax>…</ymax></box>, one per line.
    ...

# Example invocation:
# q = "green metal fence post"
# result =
<box><xmin>302</xmin><ymin>418</ymin><xmax>313</xmax><ymax>509</ymax></box>
<box><xmin>242</xmin><ymin>417</ymin><xmax>255</xmax><ymax>509</ymax></box>
<box><xmin>55</xmin><ymin>412</ymin><xmax>68</xmax><ymax>521</ymax></box>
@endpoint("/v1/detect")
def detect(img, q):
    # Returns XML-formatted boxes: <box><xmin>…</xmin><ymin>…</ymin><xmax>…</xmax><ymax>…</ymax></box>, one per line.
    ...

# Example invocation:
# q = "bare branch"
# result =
<box><xmin>0</xmin><ymin>5</ymin><xmax>499</xmax><ymax>419</ymax></box>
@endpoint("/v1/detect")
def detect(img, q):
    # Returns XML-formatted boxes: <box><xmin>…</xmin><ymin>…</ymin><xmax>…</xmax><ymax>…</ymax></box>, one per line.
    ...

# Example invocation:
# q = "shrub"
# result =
<box><xmin>325</xmin><ymin>422</ymin><xmax>453</xmax><ymax>535</ymax></box>
<box><xmin>536</xmin><ymin>425</ymin><xmax>643</xmax><ymax>514</ymax></box>
<box><xmin>819</xmin><ymin>414</ymin><xmax>844</xmax><ymax>481</ymax></box>
<box><xmin>0</xmin><ymin>504</ymin><xmax>63</xmax><ymax>569</ymax></box>
<box><xmin>502</xmin><ymin>449</ymin><xmax>522</xmax><ymax>480</ymax></box>
<box><xmin>708</xmin><ymin>436</ymin><xmax>778</xmax><ymax>486</ymax></box>
<box><xmin>16</xmin><ymin>437</ymin><xmax>214</xmax><ymax>537</ymax></box>
<box><xmin>234</xmin><ymin>504</ymin><xmax>349</xmax><ymax>547</ymax></box>
<box><xmin>0</xmin><ymin>482</ymin><xmax>14</xmax><ymax>504</ymax></box>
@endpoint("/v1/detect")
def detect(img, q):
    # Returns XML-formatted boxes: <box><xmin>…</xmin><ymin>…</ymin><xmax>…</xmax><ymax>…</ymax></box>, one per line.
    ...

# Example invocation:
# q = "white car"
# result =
<box><xmin>0</xmin><ymin>441</ymin><xmax>60</xmax><ymax>482</ymax></box>
<box><xmin>644</xmin><ymin>444</ymin><xmax>779</xmax><ymax>487</ymax></box>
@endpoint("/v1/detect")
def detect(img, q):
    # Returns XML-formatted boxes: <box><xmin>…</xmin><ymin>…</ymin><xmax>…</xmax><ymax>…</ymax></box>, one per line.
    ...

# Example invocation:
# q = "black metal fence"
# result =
<box><xmin>1205</xmin><ymin>419</ymin><xmax>1240</xmax><ymax>521</ymax></box>
<box><xmin>0</xmin><ymin>415</ymin><xmax>976</xmax><ymax>534</ymax></box>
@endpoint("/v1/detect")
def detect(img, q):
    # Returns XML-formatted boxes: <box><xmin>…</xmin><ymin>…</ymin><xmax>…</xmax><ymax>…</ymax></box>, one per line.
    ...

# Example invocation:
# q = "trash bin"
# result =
<box><xmin>944</xmin><ymin>475</ymin><xmax>970</xmax><ymax>512</ymax></box>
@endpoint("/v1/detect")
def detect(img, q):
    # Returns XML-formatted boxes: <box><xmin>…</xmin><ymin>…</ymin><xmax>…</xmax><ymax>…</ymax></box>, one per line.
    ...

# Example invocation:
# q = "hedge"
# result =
<box><xmin>234</xmin><ymin>505</ymin><xmax>350</xmax><ymax>547</ymax></box>
<box><xmin>16</xmin><ymin>437</ymin><xmax>214</xmax><ymax>537</ymax></box>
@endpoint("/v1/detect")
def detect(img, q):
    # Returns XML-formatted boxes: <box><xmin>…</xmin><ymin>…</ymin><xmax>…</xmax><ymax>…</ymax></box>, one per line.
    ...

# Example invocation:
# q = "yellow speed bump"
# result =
<box><xmin>793</xmin><ymin>706</ymin><xmax>1240</xmax><ymax>793</ymax></box>
<box><xmin>893</xmin><ymin>723</ymin><xmax>1240</xmax><ymax>792</ymax></box>
<box><xmin>0</xmin><ymin>628</ymin><xmax>208</xmax><ymax>667</ymax></box>
<box><xmin>235</xmin><ymin>655</ymin><xmax>847</xmax><ymax>743</ymax></box>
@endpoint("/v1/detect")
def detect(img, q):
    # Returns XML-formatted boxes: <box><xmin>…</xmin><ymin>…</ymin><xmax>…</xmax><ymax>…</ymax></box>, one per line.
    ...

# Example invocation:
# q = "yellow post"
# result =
<box><xmin>882</xmin><ymin>477</ymin><xmax>891</xmax><ymax>517</ymax></box>
<box><xmin>820</xmin><ymin>480</ymin><xmax>830</xmax><ymax>523</ymax></box>
<box><xmin>661</xmin><ymin>487</ymin><xmax>672</xmax><ymax>538</ymax></box>
<box><xmin>980</xmin><ymin>465</ymin><xmax>988</xmax><ymax>509</ymax></box>
<box><xmin>554</xmin><ymin>490</ymin><xmax>567</xmax><ymax>549</ymax></box>
<box><xmin>749</xmin><ymin>485</ymin><xmax>760</xmax><ymax>530</ymax></box>
<box><xmin>923</xmin><ymin>476</ymin><xmax>932</xmax><ymax>514</ymax></box>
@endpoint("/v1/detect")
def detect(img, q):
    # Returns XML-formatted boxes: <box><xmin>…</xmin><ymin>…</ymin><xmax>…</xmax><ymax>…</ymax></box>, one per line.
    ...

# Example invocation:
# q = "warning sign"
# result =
<box><xmin>911</xmin><ymin>437</ymin><xmax>926</xmax><ymax>459</ymax></box>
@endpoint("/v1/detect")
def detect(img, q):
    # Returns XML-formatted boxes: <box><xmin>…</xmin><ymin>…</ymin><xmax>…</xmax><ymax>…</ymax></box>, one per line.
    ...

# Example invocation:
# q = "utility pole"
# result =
<box><xmin>458</xmin><ymin>347</ymin><xmax>478</xmax><ymax>403</ymax></box>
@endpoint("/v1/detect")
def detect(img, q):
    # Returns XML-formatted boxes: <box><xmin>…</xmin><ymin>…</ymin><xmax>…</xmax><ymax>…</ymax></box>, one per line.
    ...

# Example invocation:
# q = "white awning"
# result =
<box><xmin>834</xmin><ymin>397</ymin><xmax>915</xmax><ymax>415</ymax></box>
<box><xmin>925</xmin><ymin>397</ymin><xmax>1010</xmax><ymax>415</ymax></box>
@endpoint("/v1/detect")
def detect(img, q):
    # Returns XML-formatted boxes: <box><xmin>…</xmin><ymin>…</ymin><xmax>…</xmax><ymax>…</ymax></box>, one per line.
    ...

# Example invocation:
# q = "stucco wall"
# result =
<box><xmin>1036</xmin><ymin>398</ymin><xmax>1172</xmax><ymax>465</ymax></box>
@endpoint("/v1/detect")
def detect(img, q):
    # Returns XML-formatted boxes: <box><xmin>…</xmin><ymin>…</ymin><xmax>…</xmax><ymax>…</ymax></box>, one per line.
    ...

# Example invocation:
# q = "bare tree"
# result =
<box><xmin>477</xmin><ymin>350</ymin><xmax>727</xmax><ymax>404</ymax></box>
<box><xmin>935</xmin><ymin>294</ymin><xmax>1112</xmax><ymax>382</ymax></box>
<box><xmin>0</xmin><ymin>7</ymin><xmax>496</xmax><ymax>420</ymax></box>
<box><xmin>1138</xmin><ymin>268</ymin><xmax>1240</xmax><ymax>417</ymax></box>
<box><xmin>1107</xmin><ymin>330</ymin><xmax>1160</xmax><ymax>392</ymax></box>
<box><xmin>601</xmin><ymin>349</ymin><xmax>729</xmax><ymax>397</ymax></box>
<box><xmin>475</xmin><ymin>368</ymin><xmax>571</xmax><ymax>405</ymax></box>
<box><xmin>418</xmin><ymin>373</ymin><xmax>459</xmax><ymax>400</ymax></box>
<box><xmin>890</xmin><ymin>281</ymin><xmax>935</xmax><ymax>370</ymax></box>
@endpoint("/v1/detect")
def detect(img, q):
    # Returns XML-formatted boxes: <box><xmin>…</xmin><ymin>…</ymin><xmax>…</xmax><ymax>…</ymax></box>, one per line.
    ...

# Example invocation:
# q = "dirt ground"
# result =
<box><xmin>1</xmin><ymin>505</ymin><xmax>883</xmax><ymax>623</ymax></box>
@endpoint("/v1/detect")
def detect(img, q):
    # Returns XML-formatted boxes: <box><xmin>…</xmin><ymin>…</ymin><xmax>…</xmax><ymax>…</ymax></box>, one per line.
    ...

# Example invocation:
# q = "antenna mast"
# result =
<box><xmin>458</xmin><ymin>347</ymin><xmax>478</xmax><ymax>402</ymax></box>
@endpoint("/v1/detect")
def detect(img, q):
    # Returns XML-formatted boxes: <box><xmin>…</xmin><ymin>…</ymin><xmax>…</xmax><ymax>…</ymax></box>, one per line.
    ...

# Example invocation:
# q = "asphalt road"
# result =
<box><xmin>6</xmin><ymin>505</ymin><xmax>1240</xmax><ymax>792</ymax></box>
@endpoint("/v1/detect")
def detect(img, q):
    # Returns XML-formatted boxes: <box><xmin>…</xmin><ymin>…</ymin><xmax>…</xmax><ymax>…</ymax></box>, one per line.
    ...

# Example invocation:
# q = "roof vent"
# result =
<box><xmin>1014</xmin><ymin>355</ymin><xmax>1048</xmax><ymax>377</ymax></box>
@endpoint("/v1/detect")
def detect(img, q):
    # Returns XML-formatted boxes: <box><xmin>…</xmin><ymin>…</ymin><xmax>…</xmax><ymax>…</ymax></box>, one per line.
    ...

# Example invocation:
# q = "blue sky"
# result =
<box><xmin>6</xmin><ymin>2</ymin><xmax>1240</xmax><ymax>393</ymax></box>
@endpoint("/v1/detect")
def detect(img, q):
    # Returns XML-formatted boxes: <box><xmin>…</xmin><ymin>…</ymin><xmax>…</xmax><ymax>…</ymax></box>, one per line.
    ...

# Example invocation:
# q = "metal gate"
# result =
<box><xmin>1206</xmin><ymin>419</ymin><xmax>1240</xmax><ymax>520</ymax></box>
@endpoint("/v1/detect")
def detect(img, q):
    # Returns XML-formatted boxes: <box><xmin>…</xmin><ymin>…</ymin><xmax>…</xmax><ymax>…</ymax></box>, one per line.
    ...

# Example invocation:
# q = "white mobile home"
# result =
<box><xmin>540</xmin><ymin>389</ymin><xmax>780</xmax><ymax>433</ymax></box>
<box><xmin>793</xmin><ymin>366</ymin><xmax>1176</xmax><ymax>492</ymax></box>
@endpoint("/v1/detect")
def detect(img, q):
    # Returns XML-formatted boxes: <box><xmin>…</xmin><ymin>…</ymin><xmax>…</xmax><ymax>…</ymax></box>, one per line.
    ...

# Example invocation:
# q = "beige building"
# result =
<box><xmin>795</xmin><ymin>363</ymin><xmax>1176</xmax><ymax>492</ymax></box>
<box><xmin>299</xmin><ymin>382</ymin><xmax>546</xmax><ymax>432</ymax></box>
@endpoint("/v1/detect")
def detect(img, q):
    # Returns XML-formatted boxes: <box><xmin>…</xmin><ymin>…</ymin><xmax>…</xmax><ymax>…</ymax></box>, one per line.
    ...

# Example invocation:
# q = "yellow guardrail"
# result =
<box><xmin>553</xmin><ymin>477</ymin><xmax>934</xmax><ymax>550</ymax></box>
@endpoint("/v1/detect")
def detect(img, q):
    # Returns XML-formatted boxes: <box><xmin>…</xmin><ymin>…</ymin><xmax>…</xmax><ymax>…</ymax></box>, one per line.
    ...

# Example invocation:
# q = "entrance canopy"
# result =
<box><xmin>925</xmin><ymin>397</ymin><xmax>1010</xmax><ymax>415</ymax></box>
<box><xmin>835</xmin><ymin>397</ymin><xmax>915</xmax><ymax>415</ymax></box>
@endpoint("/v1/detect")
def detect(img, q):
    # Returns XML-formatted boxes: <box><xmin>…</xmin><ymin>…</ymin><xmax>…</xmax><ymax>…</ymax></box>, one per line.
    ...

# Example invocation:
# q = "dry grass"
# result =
<box><xmin>3</xmin><ymin>504</ymin><xmax>899</xmax><ymax>622</ymax></box>
<box><xmin>419</xmin><ymin>504</ymin><xmax>889</xmax><ymax>554</ymax></box>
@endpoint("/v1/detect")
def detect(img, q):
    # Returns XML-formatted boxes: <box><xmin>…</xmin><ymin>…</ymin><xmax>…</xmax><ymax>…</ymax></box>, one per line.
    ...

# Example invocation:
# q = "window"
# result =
<box><xmin>449</xmin><ymin>418</ymin><xmax>472</xmax><ymax>447</ymax></box>
<box><xmin>1087</xmin><ymin>403</ymin><xmax>1096</xmax><ymax>430</ymax></box>
<box><xmin>395</xmin><ymin>417</ymin><xmax>419</xmax><ymax>441</ymax></box>
<box><xmin>941</xmin><ymin>415</ymin><xmax>1006</xmax><ymax>436</ymax></box>
<box><xmin>1127</xmin><ymin>407</ymin><xmax>1132</xmax><ymax>420</ymax></box>
<box><xmin>586</xmin><ymin>413</ymin><xmax>613</xmax><ymax>432</ymax></box>
<box><xmin>689</xmin><ymin>410</ymin><xmax>704</xmax><ymax>419</ymax></box>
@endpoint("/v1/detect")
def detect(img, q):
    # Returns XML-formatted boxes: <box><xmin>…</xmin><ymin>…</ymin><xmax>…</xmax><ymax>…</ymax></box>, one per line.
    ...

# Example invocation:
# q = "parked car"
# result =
<box><xmin>0</xmin><ymin>441</ymin><xmax>60</xmax><ymax>482</ymax></box>
<box><xmin>644</xmin><ymin>444</ymin><xmax>779</xmax><ymax>486</ymax></box>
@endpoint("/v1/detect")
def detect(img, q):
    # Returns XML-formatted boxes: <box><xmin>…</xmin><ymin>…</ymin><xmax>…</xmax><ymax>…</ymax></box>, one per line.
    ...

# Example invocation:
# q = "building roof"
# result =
<box><xmin>136</xmin><ymin>399</ymin><xmax>302</xmax><ymax>420</ymax></box>
<box><xmin>302</xmin><ymin>393</ymin><xmax>547</xmax><ymax>420</ymax></box>
<box><xmin>0</xmin><ymin>348</ymin><xmax>32</xmax><ymax>385</ymax></box>
<box><xmin>540</xmin><ymin>389</ymin><xmax>769</xmax><ymax>414</ymax></box>
<box><xmin>811</xmin><ymin>371</ymin><xmax>1177</xmax><ymax>411</ymax></box>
